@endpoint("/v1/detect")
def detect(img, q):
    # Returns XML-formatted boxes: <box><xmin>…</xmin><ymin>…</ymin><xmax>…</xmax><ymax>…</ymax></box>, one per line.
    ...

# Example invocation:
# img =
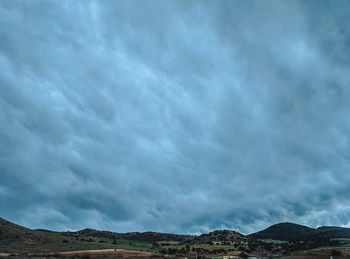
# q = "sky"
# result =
<box><xmin>1</xmin><ymin>0</ymin><xmax>350</xmax><ymax>235</ymax></box>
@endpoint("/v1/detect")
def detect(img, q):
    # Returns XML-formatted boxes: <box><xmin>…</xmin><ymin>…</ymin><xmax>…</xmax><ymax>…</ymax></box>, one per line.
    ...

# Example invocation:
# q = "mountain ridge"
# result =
<box><xmin>3</xmin><ymin>217</ymin><xmax>350</xmax><ymax>240</ymax></box>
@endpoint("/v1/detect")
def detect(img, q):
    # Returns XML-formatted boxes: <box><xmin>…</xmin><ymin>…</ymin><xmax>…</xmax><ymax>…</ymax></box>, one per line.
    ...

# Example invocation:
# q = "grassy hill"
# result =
<box><xmin>0</xmin><ymin>217</ymin><xmax>151</xmax><ymax>255</ymax></box>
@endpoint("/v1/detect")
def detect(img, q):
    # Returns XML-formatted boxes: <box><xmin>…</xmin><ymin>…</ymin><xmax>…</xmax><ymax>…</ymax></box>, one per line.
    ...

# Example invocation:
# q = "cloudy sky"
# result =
<box><xmin>1</xmin><ymin>0</ymin><xmax>350</xmax><ymax>235</ymax></box>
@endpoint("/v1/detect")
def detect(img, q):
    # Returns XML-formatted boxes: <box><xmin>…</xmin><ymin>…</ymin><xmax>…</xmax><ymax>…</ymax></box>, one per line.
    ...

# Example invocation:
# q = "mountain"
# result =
<box><xmin>248</xmin><ymin>222</ymin><xmax>317</xmax><ymax>241</ymax></box>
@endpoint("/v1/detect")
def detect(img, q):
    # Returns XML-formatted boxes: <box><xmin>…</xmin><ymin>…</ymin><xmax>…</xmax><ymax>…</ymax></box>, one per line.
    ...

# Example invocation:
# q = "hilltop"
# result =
<box><xmin>248</xmin><ymin>222</ymin><xmax>316</xmax><ymax>241</ymax></box>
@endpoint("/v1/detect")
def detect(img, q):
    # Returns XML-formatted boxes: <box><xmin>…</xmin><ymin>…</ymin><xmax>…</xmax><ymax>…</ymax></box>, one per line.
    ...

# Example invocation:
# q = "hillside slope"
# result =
<box><xmin>0</xmin><ymin>217</ymin><xmax>67</xmax><ymax>253</ymax></box>
<box><xmin>0</xmin><ymin>218</ymin><xmax>137</xmax><ymax>254</ymax></box>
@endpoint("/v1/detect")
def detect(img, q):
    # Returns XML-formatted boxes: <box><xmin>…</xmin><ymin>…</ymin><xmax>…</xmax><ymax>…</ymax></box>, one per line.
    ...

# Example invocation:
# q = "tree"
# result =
<box><xmin>239</xmin><ymin>251</ymin><xmax>249</xmax><ymax>259</ymax></box>
<box><xmin>331</xmin><ymin>250</ymin><xmax>342</xmax><ymax>256</ymax></box>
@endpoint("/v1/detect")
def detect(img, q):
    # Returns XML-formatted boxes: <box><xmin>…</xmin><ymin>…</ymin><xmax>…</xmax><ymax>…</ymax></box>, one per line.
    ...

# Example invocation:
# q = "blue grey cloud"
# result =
<box><xmin>1</xmin><ymin>0</ymin><xmax>350</xmax><ymax>234</ymax></box>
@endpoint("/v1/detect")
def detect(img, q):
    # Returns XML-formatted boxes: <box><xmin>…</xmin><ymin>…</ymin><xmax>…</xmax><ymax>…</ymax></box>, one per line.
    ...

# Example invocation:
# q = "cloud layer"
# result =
<box><xmin>1</xmin><ymin>0</ymin><xmax>350</xmax><ymax>234</ymax></box>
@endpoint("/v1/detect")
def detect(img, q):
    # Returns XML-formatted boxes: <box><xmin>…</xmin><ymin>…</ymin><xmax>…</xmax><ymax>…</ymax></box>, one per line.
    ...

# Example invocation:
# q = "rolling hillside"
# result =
<box><xmin>0</xmin><ymin>217</ymin><xmax>151</xmax><ymax>254</ymax></box>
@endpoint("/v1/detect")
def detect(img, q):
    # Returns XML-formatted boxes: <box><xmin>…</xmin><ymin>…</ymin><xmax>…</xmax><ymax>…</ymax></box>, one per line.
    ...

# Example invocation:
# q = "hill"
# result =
<box><xmin>68</xmin><ymin>228</ymin><xmax>193</xmax><ymax>242</ymax></box>
<box><xmin>0</xmin><ymin>217</ymin><xmax>152</xmax><ymax>254</ymax></box>
<box><xmin>248</xmin><ymin>222</ymin><xmax>317</xmax><ymax>241</ymax></box>
<box><xmin>248</xmin><ymin>222</ymin><xmax>350</xmax><ymax>241</ymax></box>
<box><xmin>315</xmin><ymin>226</ymin><xmax>350</xmax><ymax>238</ymax></box>
<box><xmin>0</xmin><ymin>217</ymin><xmax>72</xmax><ymax>253</ymax></box>
<box><xmin>190</xmin><ymin>230</ymin><xmax>247</xmax><ymax>244</ymax></box>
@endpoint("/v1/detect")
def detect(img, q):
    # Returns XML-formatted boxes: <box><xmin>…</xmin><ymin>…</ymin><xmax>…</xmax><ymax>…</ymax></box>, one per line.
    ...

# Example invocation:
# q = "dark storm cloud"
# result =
<box><xmin>1</xmin><ymin>0</ymin><xmax>350</xmax><ymax>234</ymax></box>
